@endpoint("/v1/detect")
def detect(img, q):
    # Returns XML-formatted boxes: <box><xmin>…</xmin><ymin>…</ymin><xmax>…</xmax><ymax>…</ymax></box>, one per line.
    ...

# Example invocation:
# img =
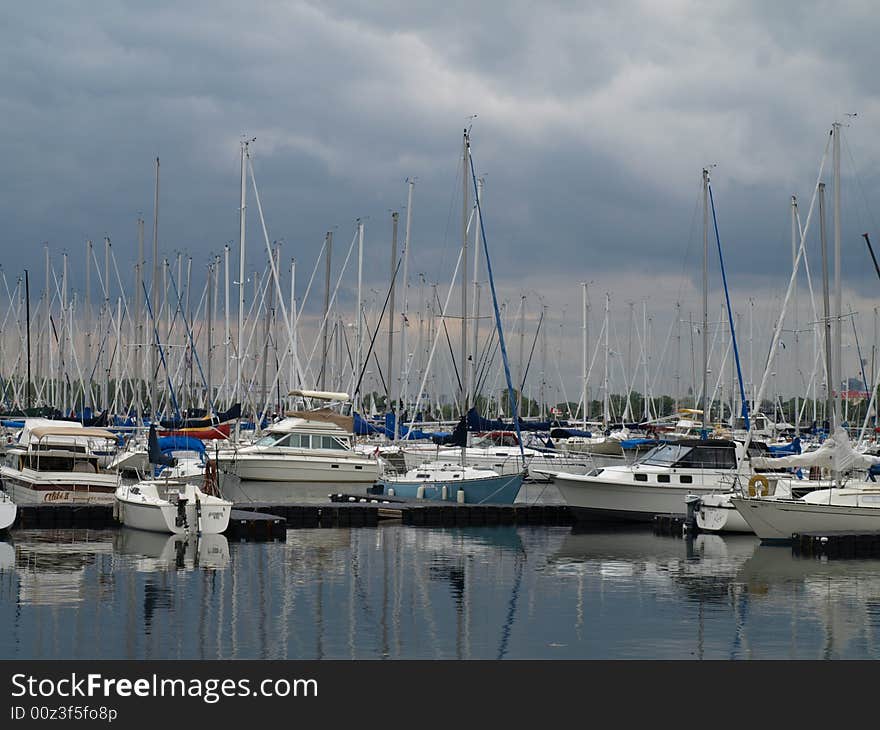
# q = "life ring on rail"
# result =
<box><xmin>747</xmin><ymin>474</ymin><xmax>770</xmax><ymax>497</ymax></box>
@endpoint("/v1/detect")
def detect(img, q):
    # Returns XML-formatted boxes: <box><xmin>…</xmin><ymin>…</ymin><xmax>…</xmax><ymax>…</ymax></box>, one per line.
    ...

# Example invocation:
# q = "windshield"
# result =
<box><xmin>640</xmin><ymin>444</ymin><xmax>692</xmax><ymax>466</ymax></box>
<box><xmin>254</xmin><ymin>434</ymin><xmax>280</xmax><ymax>447</ymax></box>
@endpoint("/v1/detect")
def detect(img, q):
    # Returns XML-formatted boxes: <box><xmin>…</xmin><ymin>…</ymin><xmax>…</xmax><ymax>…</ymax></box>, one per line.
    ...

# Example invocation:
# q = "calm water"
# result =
<box><xmin>2</xmin><ymin>522</ymin><xmax>880</xmax><ymax>659</ymax></box>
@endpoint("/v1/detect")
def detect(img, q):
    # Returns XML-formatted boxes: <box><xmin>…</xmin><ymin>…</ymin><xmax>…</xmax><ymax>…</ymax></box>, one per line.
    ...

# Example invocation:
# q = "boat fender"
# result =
<box><xmin>387</xmin><ymin>488</ymin><xmax>395</xmax><ymax>497</ymax></box>
<box><xmin>747</xmin><ymin>474</ymin><xmax>770</xmax><ymax>497</ymax></box>
<box><xmin>456</xmin><ymin>489</ymin><xmax>465</xmax><ymax>504</ymax></box>
<box><xmin>416</xmin><ymin>485</ymin><xmax>425</xmax><ymax>499</ymax></box>
<box><xmin>441</xmin><ymin>485</ymin><xmax>448</xmax><ymax>500</ymax></box>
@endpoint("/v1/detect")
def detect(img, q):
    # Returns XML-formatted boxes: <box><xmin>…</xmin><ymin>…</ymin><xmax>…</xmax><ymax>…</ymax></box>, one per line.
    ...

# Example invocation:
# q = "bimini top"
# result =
<box><xmin>288</xmin><ymin>389</ymin><xmax>350</xmax><ymax>402</ymax></box>
<box><xmin>28</xmin><ymin>426</ymin><xmax>119</xmax><ymax>441</ymax></box>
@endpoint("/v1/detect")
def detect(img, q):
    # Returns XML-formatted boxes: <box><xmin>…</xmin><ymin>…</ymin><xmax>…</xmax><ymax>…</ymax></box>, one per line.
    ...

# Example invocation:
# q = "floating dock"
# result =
<box><xmin>792</xmin><ymin>530</ymin><xmax>880</xmax><ymax>558</ymax></box>
<box><xmin>8</xmin><ymin>496</ymin><xmax>575</xmax><ymax>535</ymax></box>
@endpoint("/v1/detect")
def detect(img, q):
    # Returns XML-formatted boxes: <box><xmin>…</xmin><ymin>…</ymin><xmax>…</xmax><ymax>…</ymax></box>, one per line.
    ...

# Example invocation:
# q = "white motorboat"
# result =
<box><xmin>1</xmin><ymin>420</ymin><xmax>121</xmax><ymax>505</ymax></box>
<box><xmin>0</xmin><ymin>490</ymin><xmax>16</xmax><ymax>530</ymax></box>
<box><xmin>551</xmin><ymin>438</ymin><xmax>773</xmax><ymax>522</ymax></box>
<box><xmin>215</xmin><ymin>391</ymin><xmax>379</xmax><ymax>493</ymax></box>
<box><xmin>115</xmin><ymin>479</ymin><xmax>232</xmax><ymax>535</ymax></box>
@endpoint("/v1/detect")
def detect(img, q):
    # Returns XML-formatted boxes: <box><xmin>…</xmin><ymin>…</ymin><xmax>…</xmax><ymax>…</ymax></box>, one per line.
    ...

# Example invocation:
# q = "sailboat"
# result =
<box><xmin>374</xmin><ymin>129</ymin><xmax>525</xmax><ymax>504</ymax></box>
<box><xmin>115</xmin><ymin>424</ymin><xmax>232</xmax><ymax>535</ymax></box>
<box><xmin>730</xmin><ymin>122</ymin><xmax>880</xmax><ymax>541</ymax></box>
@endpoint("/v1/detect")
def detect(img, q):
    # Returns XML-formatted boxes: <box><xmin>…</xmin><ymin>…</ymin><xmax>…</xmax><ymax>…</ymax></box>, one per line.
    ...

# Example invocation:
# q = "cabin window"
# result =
<box><xmin>679</xmin><ymin>475</ymin><xmax>693</xmax><ymax>484</ymax></box>
<box><xmin>254</xmin><ymin>434</ymin><xmax>280</xmax><ymax>447</ymax></box>
<box><xmin>416</xmin><ymin>473</ymin><xmax>431</xmax><ymax>479</ymax></box>
<box><xmin>278</xmin><ymin>434</ymin><xmax>311</xmax><ymax>449</ymax></box>
<box><xmin>641</xmin><ymin>444</ymin><xmax>692</xmax><ymax>466</ymax></box>
<box><xmin>634</xmin><ymin>473</ymin><xmax>648</xmax><ymax>482</ymax></box>
<box><xmin>657</xmin><ymin>474</ymin><xmax>670</xmax><ymax>483</ymax></box>
<box><xmin>320</xmin><ymin>435</ymin><xmax>349</xmax><ymax>450</ymax></box>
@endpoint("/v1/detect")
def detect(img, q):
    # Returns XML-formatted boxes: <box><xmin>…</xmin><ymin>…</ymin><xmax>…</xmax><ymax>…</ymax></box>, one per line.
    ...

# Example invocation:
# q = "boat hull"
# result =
<box><xmin>1</xmin><ymin>467</ymin><xmax>118</xmax><ymax>506</ymax></box>
<box><xmin>695</xmin><ymin>493</ymin><xmax>753</xmax><ymax>533</ymax></box>
<box><xmin>731</xmin><ymin>496</ymin><xmax>880</xmax><ymax>542</ymax></box>
<box><xmin>373</xmin><ymin>472</ymin><xmax>524</xmax><ymax>504</ymax></box>
<box><xmin>116</xmin><ymin>490</ymin><xmax>231</xmax><ymax>535</ymax></box>
<box><xmin>0</xmin><ymin>496</ymin><xmax>15</xmax><ymax>530</ymax></box>
<box><xmin>216</xmin><ymin>453</ymin><xmax>379</xmax><ymax>483</ymax></box>
<box><xmin>552</xmin><ymin>471</ymin><xmax>726</xmax><ymax>522</ymax></box>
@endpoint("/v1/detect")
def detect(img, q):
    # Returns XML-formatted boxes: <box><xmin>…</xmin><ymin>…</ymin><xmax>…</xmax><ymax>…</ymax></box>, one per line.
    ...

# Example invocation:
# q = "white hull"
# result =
<box><xmin>553</xmin><ymin>470</ymin><xmax>731</xmax><ymax>521</ymax></box>
<box><xmin>695</xmin><ymin>493</ymin><xmax>753</xmax><ymax>533</ymax></box>
<box><xmin>216</xmin><ymin>453</ymin><xmax>379</xmax><ymax>483</ymax></box>
<box><xmin>2</xmin><ymin>467</ymin><xmax>118</xmax><ymax>506</ymax></box>
<box><xmin>0</xmin><ymin>495</ymin><xmax>15</xmax><ymax>530</ymax></box>
<box><xmin>116</xmin><ymin>482</ymin><xmax>232</xmax><ymax>535</ymax></box>
<box><xmin>732</xmin><ymin>496</ymin><xmax>880</xmax><ymax>541</ymax></box>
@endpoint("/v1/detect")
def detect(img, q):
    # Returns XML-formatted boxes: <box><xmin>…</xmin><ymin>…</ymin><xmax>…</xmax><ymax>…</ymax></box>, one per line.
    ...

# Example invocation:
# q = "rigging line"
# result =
<box><xmin>142</xmin><ymin>281</ymin><xmax>180</xmax><ymax>420</ymax></box>
<box><xmin>352</xmin><ymin>255</ymin><xmax>404</xmax><ymax>402</ymax></box>
<box><xmin>468</xmin><ymin>136</ymin><xmax>525</xmax><ymax>458</ymax></box>
<box><xmin>708</xmin><ymin>181</ymin><xmax>750</xmax><ymax>428</ymax></box>
<box><xmin>433</xmin><ymin>288</ymin><xmax>463</xmax><ymax>395</ymax></box>
<box><xmin>518</xmin><ymin>308</ymin><xmax>544</xmax><ymax>395</ymax></box>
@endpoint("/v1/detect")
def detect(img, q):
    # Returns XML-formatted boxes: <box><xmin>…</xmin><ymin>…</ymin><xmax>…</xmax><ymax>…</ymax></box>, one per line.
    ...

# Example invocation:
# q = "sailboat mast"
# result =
<box><xmin>603</xmin><ymin>293</ymin><xmax>610</xmax><ymax>426</ymax></box>
<box><xmin>461</xmin><ymin>129</ymin><xmax>470</xmax><ymax>424</ymax></box>
<box><xmin>819</xmin><ymin>182</ymin><xmax>834</xmax><ymax>430</ymax></box>
<box><xmin>791</xmin><ymin>195</ymin><xmax>800</xmax><ymax>435</ymax></box>
<box><xmin>237</xmin><ymin>140</ymin><xmax>248</xmax><ymax>408</ymax></box>
<box><xmin>832</xmin><ymin>122</ymin><xmax>842</xmax><ymax>428</ymax></box>
<box><xmin>581</xmin><ymin>282</ymin><xmax>588</xmax><ymax>429</ymax></box>
<box><xmin>399</xmin><ymin>179</ymin><xmax>414</xmax><ymax>428</ymax></box>
<box><xmin>702</xmin><ymin>168</ymin><xmax>710</xmax><ymax>431</ymax></box>
<box><xmin>150</xmin><ymin>157</ymin><xmax>160</xmax><ymax>421</ymax></box>
<box><xmin>387</xmin><ymin>211</ymin><xmax>399</xmax><ymax>438</ymax></box>
<box><xmin>320</xmin><ymin>231</ymin><xmax>332</xmax><ymax>391</ymax></box>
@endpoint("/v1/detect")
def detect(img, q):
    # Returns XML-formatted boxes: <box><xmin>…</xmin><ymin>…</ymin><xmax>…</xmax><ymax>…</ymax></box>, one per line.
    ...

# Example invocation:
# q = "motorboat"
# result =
<box><xmin>551</xmin><ymin>438</ymin><xmax>773</xmax><ymax>522</ymax></box>
<box><xmin>115</xmin><ymin>480</ymin><xmax>232</xmax><ymax>535</ymax></box>
<box><xmin>215</xmin><ymin>390</ymin><xmax>380</xmax><ymax>496</ymax></box>
<box><xmin>115</xmin><ymin>424</ymin><xmax>232</xmax><ymax>535</ymax></box>
<box><xmin>372</xmin><ymin>461</ymin><xmax>524</xmax><ymax>504</ymax></box>
<box><xmin>1</xmin><ymin>420</ymin><xmax>121</xmax><ymax>505</ymax></box>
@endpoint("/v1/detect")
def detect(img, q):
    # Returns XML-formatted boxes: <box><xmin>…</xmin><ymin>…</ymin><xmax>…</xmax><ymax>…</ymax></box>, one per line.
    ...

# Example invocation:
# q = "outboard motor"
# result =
<box><xmin>175</xmin><ymin>497</ymin><xmax>188</xmax><ymax>529</ymax></box>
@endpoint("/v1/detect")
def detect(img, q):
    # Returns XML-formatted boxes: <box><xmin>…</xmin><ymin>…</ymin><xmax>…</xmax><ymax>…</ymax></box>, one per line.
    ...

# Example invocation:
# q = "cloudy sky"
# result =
<box><xmin>3</xmin><ymin>1</ymin><xmax>880</xmax><ymax>409</ymax></box>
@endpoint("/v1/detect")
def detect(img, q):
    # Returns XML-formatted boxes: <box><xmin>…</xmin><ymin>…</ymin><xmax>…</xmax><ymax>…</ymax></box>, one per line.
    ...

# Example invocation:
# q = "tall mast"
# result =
<box><xmin>85</xmin><ymin>239</ymin><xmax>92</xmax><ymax>410</ymax></box>
<box><xmin>460</xmin><ymin>129</ymin><xmax>470</xmax><ymax>423</ymax></box>
<box><xmin>135</xmin><ymin>217</ymin><xmax>144</xmax><ymax>422</ymax></box>
<box><xmin>387</xmin><ymin>211</ymin><xmax>399</xmax><ymax>437</ymax></box>
<box><xmin>237</xmin><ymin>139</ymin><xmax>249</xmax><ymax>406</ymax></box>
<box><xmin>603</xmin><ymin>293</ymin><xmax>610</xmax><ymax>426</ymax></box>
<box><xmin>223</xmin><ymin>244</ymin><xmax>230</xmax><ymax>407</ymax></box>
<box><xmin>832</xmin><ymin>122</ymin><xmax>842</xmax><ymax>428</ymax></box>
<box><xmin>150</xmin><ymin>157</ymin><xmax>160</xmax><ymax>421</ymax></box>
<box><xmin>207</xmin><ymin>259</ymin><xmax>213</xmax><ymax>410</ymax></box>
<box><xmin>470</xmin><ymin>176</ymin><xmax>483</xmax><ymax>410</ymax></box>
<box><xmin>24</xmin><ymin>270</ymin><xmax>31</xmax><ymax>411</ymax></box>
<box><xmin>320</xmin><ymin>231</ymin><xmax>332</xmax><ymax>391</ymax></box>
<box><xmin>819</xmin><ymin>182</ymin><xmax>834</xmax><ymax>431</ymax></box>
<box><xmin>701</xmin><ymin>168</ymin><xmax>710</xmax><ymax>431</ymax></box>
<box><xmin>581</xmin><ymin>282</ymin><xmax>588</xmax><ymax>428</ymax></box>
<box><xmin>791</xmin><ymin>195</ymin><xmax>800</xmax><ymax>435</ymax></box>
<box><xmin>399</xmin><ymin>179</ymin><xmax>415</xmax><ymax>426</ymax></box>
<box><xmin>355</xmin><ymin>219</ymin><xmax>364</xmax><ymax>414</ymax></box>
<box><xmin>289</xmin><ymin>258</ymin><xmax>297</xmax><ymax>394</ymax></box>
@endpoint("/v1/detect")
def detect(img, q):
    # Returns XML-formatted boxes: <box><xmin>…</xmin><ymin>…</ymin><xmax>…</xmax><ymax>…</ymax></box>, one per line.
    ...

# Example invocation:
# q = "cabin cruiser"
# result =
<box><xmin>1</xmin><ymin>420</ymin><xmax>121</xmax><ymax>505</ymax></box>
<box><xmin>550</xmin><ymin>438</ymin><xmax>773</xmax><ymax>522</ymax></box>
<box><xmin>214</xmin><ymin>390</ymin><xmax>380</xmax><ymax>497</ymax></box>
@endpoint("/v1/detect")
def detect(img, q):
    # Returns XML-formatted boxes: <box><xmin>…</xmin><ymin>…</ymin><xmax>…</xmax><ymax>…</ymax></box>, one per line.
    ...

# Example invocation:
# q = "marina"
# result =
<box><xmin>4</xmin><ymin>4</ymin><xmax>880</xmax><ymax>673</ymax></box>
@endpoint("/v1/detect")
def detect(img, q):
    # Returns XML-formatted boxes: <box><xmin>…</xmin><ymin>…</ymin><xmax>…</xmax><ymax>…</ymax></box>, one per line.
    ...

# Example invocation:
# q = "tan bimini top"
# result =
<box><xmin>28</xmin><ymin>426</ymin><xmax>119</xmax><ymax>441</ymax></box>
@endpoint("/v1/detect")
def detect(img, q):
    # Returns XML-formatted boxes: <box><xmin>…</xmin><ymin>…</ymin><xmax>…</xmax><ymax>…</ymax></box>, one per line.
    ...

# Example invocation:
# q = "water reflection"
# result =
<box><xmin>2</xmin><ymin>523</ymin><xmax>880</xmax><ymax>659</ymax></box>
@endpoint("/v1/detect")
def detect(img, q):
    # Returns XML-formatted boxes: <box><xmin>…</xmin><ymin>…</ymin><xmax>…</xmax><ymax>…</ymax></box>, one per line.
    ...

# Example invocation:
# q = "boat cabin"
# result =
<box><xmin>638</xmin><ymin>439</ymin><xmax>772</xmax><ymax>470</ymax></box>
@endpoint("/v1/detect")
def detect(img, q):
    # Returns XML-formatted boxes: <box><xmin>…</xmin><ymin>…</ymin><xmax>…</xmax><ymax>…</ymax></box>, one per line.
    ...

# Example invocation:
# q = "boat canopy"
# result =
<box><xmin>280</xmin><ymin>409</ymin><xmax>354</xmax><ymax>433</ymax></box>
<box><xmin>28</xmin><ymin>426</ymin><xmax>119</xmax><ymax>441</ymax></box>
<box><xmin>752</xmin><ymin>427</ymin><xmax>880</xmax><ymax>472</ymax></box>
<box><xmin>288</xmin><ymin>389</ymin><xmax>350</xmax><ymax>402</ymax></box>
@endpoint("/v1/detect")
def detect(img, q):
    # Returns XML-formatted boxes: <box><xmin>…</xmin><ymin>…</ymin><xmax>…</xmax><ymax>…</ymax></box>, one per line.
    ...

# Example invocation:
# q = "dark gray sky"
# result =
<box><xmin>3</xmin><ymin>1</ymin><xmax>880</xmax><ymax>404</ymax></box>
